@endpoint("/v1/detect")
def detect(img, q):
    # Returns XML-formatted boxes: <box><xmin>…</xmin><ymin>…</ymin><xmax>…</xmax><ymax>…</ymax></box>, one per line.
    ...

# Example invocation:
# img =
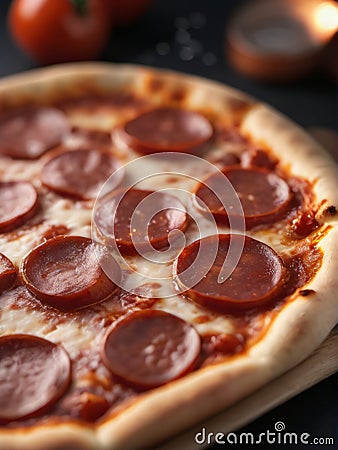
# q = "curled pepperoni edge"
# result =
<box><xmin>113</xmin><ymin>108</ymin><xmax>214</xmax><ymax>155</ymax></box>
<box><xmin>21</xmin><ymin>235</ymin><xmax>119</xmax><ymax>311</ymax></box>
<box><xmin>0</xmin><ymin>334</ymin><xmax>71</xmax><ymax>424</ymax></box>
<box><xmin>95</xmin><ymin>188</ymin><xmax>189</xmax><ymax>256</ymax></box>
<box><xmin>174</xmin><ymin>234</ymin><xmax>288</xmax><ymax>312</ymax></box>
<box><xmin>0</xmin><ymin>253</ymin><xmax>17</xmax><ymax>294</ymax></box>
<box><xmin>101</xmin><ymin>309</ymin><xmax>201</xmax><ymax>390</ymax></box>
<box><xmin>0</xmin><ymin>181</ymin><xmax>38</xmax><ymax>233</ymax></box>
<box><xmin>194</xmin><ymin>167</ymin><xmax>292</xmax><ymax>229</ymax></box>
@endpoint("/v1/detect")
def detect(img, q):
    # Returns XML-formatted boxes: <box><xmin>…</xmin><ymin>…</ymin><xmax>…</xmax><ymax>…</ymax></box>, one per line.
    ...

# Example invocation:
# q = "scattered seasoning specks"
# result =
<box><xmin>152</xmin><ymin>13</ymin><xmax>213</xmax><ymax>65</ymax></box>
<box><xmin>189</xmin><ymin>39</ymin><xmax>203</xmax><ymax>55</ymax></box>
<box><xmin>179</xmin><ymin>46</ymin><xmax>194</xmax><ymax>61</ymax></box>
<box><xmin>175</xmin><ymin>29</ymin><xmax>191</xmax><ymax>45</ymax></box>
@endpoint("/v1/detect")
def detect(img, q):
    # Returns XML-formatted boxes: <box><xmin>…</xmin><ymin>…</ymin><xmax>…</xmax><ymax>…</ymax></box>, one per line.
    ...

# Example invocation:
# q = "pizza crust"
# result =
<box><xmin>0</xmin><ymin>63</ymin><xmax>337</xmax><ymax>450</ymax></box>
<box><xmin>241</xmin><ymin>105</ymin><xmax>338</xmax><ymax>222</ymax></box>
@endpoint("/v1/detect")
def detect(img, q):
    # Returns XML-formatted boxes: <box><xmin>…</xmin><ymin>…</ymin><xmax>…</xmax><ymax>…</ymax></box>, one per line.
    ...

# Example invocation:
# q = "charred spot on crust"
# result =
<box><xmin>299</xmin><ymin>289</ymin><xmax>315</xmax><ymax>297</ymax></box>
<box><xmin>147</xmin><ymin>77</ymin><xmax>164</xmax><ymax>93</ymax></box>
<box><xmin>170</xmin><ymin>89</ymin><xmax>186</xmax><ymax>103</ymax></box>
<box><xmin>223</xmin><ymin>96</ymin><xmax>252</xmax><ymax>114</ymax></box>
<box><xmin>323</xmin><ymin>205</ymin><xmax>337</xmax><ymax>217</ymax></box>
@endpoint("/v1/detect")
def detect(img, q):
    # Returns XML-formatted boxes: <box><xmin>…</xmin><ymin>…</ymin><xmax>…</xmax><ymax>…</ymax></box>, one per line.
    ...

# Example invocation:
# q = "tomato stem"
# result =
<box><xmin>69</xmin><ymin>0</ymin><xmax>88</xmax><ymax>16</ymax></box>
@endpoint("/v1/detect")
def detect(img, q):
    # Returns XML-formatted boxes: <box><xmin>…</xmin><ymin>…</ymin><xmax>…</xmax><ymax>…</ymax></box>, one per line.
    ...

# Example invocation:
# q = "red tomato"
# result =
<box><xmin>8</xmin><ymin>0</ymin><xmax>112</xmax><ymax>64</ymax></box>
<box><xmin>103</xmin><ymin>0</ymin><xmax>152</xmax><ymax>26</ymax></box>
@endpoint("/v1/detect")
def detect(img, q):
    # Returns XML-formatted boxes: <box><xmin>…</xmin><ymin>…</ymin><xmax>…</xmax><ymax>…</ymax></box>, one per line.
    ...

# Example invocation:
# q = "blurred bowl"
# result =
<box><xmin>226</xmin><ymin>0</ymin><xmax>337</xmax><ymax>82</ymax></box>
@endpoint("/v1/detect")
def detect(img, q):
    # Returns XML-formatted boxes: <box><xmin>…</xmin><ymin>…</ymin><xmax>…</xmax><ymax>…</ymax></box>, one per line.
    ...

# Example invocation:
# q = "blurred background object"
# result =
<box><xmin>226</xmin><ymin>0</ymin><xmax>338</xmax><ymax>82</ymax></box>
<box><xmin>7</xmin><ymin>0</ymin><xmax>155</xmax><ymax>64</ymax></box>
<box><xmin>8</xmin><ymin>0</ymin><xmax>112</xmax><ymax>64</ymax></box>
<box><xmin>1</xmin><ymin>0</ymin><xmax>336</xmax><ymax>131</ymax></box>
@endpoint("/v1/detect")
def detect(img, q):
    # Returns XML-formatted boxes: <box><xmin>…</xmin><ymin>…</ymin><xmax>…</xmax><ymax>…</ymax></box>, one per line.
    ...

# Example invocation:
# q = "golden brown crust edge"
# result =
<box><xmin>0</xmin><ymin>62</ymin><xmax>255</xmax><ymax>118</ymax></box>
<box><xmin>241</xmin><ymin>105</ymin><xmax>338</xmax><ymax>222</ymax></box>
<box><xmin>0</xmin><ymin>63</ymin><xmax>337</xmax><ymax>450</ymax></box>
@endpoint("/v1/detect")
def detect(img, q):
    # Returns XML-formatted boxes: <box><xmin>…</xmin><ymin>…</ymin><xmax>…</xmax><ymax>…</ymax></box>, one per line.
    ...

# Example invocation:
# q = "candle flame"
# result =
<box><xmin>314</xmin><ymin>2</ymin><xmax>338</xmax><ymax>35</ymax></box>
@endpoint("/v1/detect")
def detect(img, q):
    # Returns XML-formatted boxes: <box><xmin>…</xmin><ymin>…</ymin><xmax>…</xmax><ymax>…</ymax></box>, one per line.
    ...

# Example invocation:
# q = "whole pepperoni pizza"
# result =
<box><xmin>0</xmin><ymin>63</ymin><xmax>337</xmax><ymax>450</ymax></box>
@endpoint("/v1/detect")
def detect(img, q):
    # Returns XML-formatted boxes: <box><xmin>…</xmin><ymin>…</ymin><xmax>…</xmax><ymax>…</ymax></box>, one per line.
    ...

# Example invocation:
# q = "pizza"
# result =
<box><xmin>0</xmin><ymin>63</ymin><xmax>337</xmax><ymax>450</ymax></box>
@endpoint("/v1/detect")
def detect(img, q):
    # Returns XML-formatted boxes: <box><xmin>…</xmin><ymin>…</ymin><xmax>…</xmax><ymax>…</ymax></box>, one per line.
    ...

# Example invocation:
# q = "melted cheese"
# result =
<box><xmin>0</xmin><ymin>104</ymin><xmax>290</xmax><ymax>375</ymax></box>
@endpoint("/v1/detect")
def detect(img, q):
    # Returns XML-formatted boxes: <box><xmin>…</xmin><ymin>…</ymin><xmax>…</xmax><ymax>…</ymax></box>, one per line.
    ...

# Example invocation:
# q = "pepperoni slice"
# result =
<box><xmin>195</xmin><ymin>167</ymin><xmax>292</xmax><ymax>229</ymax></box>
<box><xmin>0</xmin><ymin>181</ymin><xmax>38</xmax><ymax>233</ymax></box>
<box><xmin>21</xmin><ymin>236</ymin><xmax>119</xmax><ymax>310</ymax></box>
<box><xmin>0</xmin><ymin>106</ymin><xmax>69</xmax><ymax>159</ymax></box>
<box><xmin>175</xmin><ymin>234</ymin><xmax>287</xmax><ymax>311</ymax></box>
<box><xmin>95</xmin><ymin>189</ymin><xmax>188</xmax><ymax>255</ymax></box>
<box><xmin>40</xmin><ymin>148</ymin><xmax>122</xmax><ymax>200</ymax></box>
<box><xmin>101</xmin><ymin>310</ymin><xmax>201</xmax><ymax>389</ymax></box>
<box><xmin>0</xmin><ymin>334</ymin><xmax>71</xmax><ymax>423</ymax></box>
<box><xmin>0</xmin><ymin>253</ymin><xmax>17</xmax><ymax>293</ymax></box>
<box><xmin>114</xmin><ymin>107</ymin><xmax>213</xmax><ymax>154</ymax></box>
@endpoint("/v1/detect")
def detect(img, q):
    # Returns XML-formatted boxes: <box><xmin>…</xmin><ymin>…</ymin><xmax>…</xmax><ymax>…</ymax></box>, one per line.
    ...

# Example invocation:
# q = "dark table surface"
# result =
<box><xmin>0</xmin><ymin>0</ymin><xmax>337</xmax><ymax>448</ymax></box>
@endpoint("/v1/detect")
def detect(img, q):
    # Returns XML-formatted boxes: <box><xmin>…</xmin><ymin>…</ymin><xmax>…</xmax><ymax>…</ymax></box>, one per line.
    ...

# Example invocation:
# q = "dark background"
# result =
<box><xmin>0</xmin><ymin>0</ymin><xmax>337</xmax><ymax>448</ymax></box>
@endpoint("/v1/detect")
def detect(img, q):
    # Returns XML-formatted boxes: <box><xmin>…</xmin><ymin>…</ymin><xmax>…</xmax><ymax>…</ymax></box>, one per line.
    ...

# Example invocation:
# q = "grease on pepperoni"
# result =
<box><xmin>175</xmin><ymin>234</ymin><xmax>287</xmax><ymax>311</ymax></box>
<box><xmin>114</xmin><ymin>107</ymin><xmax>213</xmax><ymax>154</ymax></box>
<box><xmin>0</xmin><ymin>106</ymin><xmax>69</xmax><ymax>159</ymax></box>
<box><xmin>21</xmin><ymin>236</ymin><xmax>119</xmax><ymax>310</ymax></box>
<box><xmin>101</xmin><ymin>310</ymin><xmax>201</xmax><ymax>389</ymax></box>
<box><xmin>95</xmin><ymin>188</ymin><xmax>188</xmax><ymax>255</ymax></box>
<box><xmin>0</xmin><ymin>253</ymin><xmax>17</xmax><ymax>293</ymax></box>
<box><xmin>0</xmin><ymin>181</ymin><xmax>38</xmax><ymax>233</ymax></box>
<box><xmin>195</xmin><ymin>167</ymin><xmax>292</xmax><ymax>228</ymax></box>
<box><xmin>0</xmin><ymin>334</ymin><xmax>71</xmax><ymax>423</ymax></box>
<box><xmin>41</xmin><ymin>148</ymin><xmax>122</xmax><ymax>200</ymax></box>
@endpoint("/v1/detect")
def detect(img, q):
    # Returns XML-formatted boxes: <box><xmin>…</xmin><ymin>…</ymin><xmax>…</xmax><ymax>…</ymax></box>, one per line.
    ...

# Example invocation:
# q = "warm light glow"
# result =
<box><xmin>314</xmin><ymin>2</ymin><xmax>338</xmax><ymax>35</ymax></box>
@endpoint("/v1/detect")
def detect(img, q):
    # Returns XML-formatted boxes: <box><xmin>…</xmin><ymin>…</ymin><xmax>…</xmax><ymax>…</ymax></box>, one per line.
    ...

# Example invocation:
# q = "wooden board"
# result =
<box><xmin>157</xmin><ymin>326</ymin><xmax>338</xmax><ymax>449</ymax></box>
